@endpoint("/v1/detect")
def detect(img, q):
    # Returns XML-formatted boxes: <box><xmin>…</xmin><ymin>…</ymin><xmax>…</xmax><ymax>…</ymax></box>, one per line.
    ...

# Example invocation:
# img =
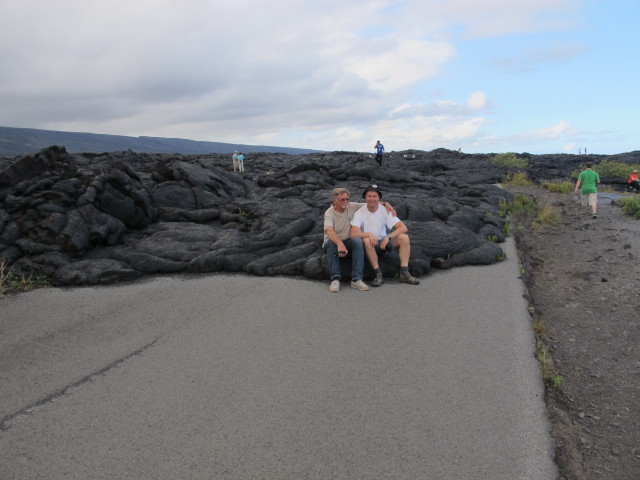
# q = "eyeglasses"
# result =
<box><xmin>337</xmin><ymin>198</ymin><xmax>350</xmax><ymax>202</ymax></box>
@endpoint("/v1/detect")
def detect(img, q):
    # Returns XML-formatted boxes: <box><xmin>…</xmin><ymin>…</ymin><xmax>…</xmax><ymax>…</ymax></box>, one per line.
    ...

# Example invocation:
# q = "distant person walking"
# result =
<box><xmin>232</xmin><ymin>151</ymin><xmax>239</xmax><ymax>172</ymax></box>
<box><xmin>575</xmin><ymin>162</ymin><xmax>600</xmax><ymax>218</ymax></box>
<box><xmin>374</xmin><ymin>140</ymin><xmax>385</xmax><ymax>166</ymax></box>
<box><xmin>237</xmin><ymin>152</ymin><xmax>245</xmax><ymax>172</ymax></box>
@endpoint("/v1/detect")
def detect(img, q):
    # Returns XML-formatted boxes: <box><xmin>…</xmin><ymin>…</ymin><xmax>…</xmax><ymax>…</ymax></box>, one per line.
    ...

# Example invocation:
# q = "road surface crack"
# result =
<box><xmin>0</xmin><ymin>336</ymin><xmax>161</xmax><ymax>431</ymax></box>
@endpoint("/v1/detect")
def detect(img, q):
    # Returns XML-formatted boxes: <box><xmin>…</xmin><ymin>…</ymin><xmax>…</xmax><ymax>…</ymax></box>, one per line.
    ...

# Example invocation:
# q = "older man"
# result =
<box><xmin>350</xmin><ymin>184</ymin><xmax>420</xmax><ymax>287</ymax></box>
<box><xmin>323</xmin><ymin>187</ymin><xmax>395</xmax><ymax>293</ymax></box>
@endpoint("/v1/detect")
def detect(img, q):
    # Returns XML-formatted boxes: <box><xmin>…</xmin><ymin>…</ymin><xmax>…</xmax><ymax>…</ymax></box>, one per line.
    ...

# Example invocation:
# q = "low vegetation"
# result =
<box><xmin>491</xmin><ymin>152</ymin><xmax>528</xmax><ymax>169</ymax></box>
<box><xmin>0</xmin><ymin>261</ymin><xmax>49</xmax><ymax>297</ymax></box>
<box><xmin>619</xmin><ymin>196</ymin><xmax>640</xmax><ymax>219</ymax></box>
<box><xmin>542</xmin><ymin>181</ymin><xmax>573</xmax><ymax>193</ymax></box>
<box><xmin>501</xmin><ymin>172</ymin><xmax>534</xmax><ymax>186</ymax></box>
<box><xmin>536</xmin><ymin>334</ymin><xmax>564</xmax><ymax>388</ymax></box>
<box><xmin>500</xmin><ymin>193</ymin><xmax>561</xmax><ymax>231</ymax></box>
<box><xmin>571</xmin><ymin>159</ymin><xmax>640</xmax><ymax>179</ymax></box>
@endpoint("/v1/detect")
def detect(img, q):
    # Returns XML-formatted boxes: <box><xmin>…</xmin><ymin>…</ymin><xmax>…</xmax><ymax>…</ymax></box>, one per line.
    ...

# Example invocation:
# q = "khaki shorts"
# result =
<box><xmin>581</xmin><ymin>193</ymin><xmax>597</xmax><ymax>206</ymax></box>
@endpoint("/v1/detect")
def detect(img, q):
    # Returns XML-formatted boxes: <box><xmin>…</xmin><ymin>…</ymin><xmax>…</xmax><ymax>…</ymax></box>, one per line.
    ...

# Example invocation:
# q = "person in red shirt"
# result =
<box><xmin>627</xmin><ymin>169</ymin><xmax>639</xmax><ymax>193</ymax></box>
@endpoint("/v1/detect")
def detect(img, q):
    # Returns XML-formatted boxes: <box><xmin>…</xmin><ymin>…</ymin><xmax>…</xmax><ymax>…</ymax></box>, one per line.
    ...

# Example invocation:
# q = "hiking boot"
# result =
<box><xmin>371</xmin><ymin>272</ymin><xmax>384</xmax><ymax>287</ymax></box>
<box><xmin>351</xmin><ymin>279</ymin><xmax>369</xmax><ymax>291</ymax></box>
<box><xmin>329</xmin><ymin>279</ymin><xmax>340</xmax><ymax>293</ymax></box>
<box><xmin>399</xmin><ymin>271</ymin><xmax>420</xmax><ymax>285</ymax></box>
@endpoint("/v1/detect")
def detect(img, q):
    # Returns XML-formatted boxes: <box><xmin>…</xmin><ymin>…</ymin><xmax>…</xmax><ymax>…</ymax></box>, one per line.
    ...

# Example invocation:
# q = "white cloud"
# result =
<box><xmin>347</xmin><ymin>39</ymin><xmax>456</xmax><ymax>92</ymax></box>
<box><xmin>0</xmin><ymin>0</ymin><xmax>594</xmax><ymax>152</ymax></box>
<box><xmin>491</xmin><ymin>43</ymin><xmax>588</xmax><ymax>73</ymax></box>
<box><xmin>467</xmin><ymin>92</ymin><xmax>487</xmax><ymax>110</ymax></box>
<box><xmin>531</xmin><ymin>121</ymin><xmax>573</xmax><ymax>139</ymax></box>
<box><xmin>397</xmin><ymin>0</ymin><xmax>582</xmax><ymax>39</ymax></box>
<box><xmin>563</xmin><ymin>142</ymin><xmax>578</xmax><ymax>152</ymax></box>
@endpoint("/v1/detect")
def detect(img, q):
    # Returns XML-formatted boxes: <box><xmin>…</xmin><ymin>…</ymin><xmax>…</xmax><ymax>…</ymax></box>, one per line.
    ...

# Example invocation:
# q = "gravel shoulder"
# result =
<box><xmin>507</xmin><ymin>185</ymin><xmax>640</xmax><ymax>480</ymax></box>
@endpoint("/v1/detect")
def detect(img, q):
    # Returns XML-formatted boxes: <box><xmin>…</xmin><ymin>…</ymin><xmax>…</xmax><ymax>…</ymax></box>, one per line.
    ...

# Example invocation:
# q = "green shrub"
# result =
<box><xmin>620</xmin><ymin>197</ymin><xmax>640</xmax><ymax>219</ymax></box>
<box><xmin>596</xmin><ymin>160</ymin><xmax>640</xmax><ymax>178</ymax></box>
<box><xmin>542</xmin><ymin>181</ymin><xmax>573</xmax><ymax>193</ymax></box>
<box><xmin>501</xmin><ymin>172</ymin><xmax>534</xmax><ymax>186</ymax></box>
<box><xmin>0</xmin><ymin>262</ymin><xmax>49</xmax><ymax>296</ymax></box>
<box><xmin>510</xmin><ymin>193</ymin><xmax>537</xmax><ymax>214</ymax></box>
<box><xmin>491</xmin><ymin>152</ymin><xmax>528</xmax><ymax>169</ymax></box>
<box><xmin>572</xmin><ymin>160</ymin><xmax>640</xmax><ymax>179</ymax></box>
<box><xmin>500</xmin><ymin>194</ymin><xmax>561</xmax><ymax>232</ymax></box>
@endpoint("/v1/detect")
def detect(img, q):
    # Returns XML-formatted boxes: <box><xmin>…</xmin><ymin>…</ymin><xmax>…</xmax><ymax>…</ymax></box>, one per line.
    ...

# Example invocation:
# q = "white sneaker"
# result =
<box><xmin>329</xmin><ymin>279</ymin><xmax>340</xmax><ymax>293</ymax></box>
<box><xmin>351</xmin><ymin>279</ymin><xmax>369</xmax><ymax>291</ymax></box>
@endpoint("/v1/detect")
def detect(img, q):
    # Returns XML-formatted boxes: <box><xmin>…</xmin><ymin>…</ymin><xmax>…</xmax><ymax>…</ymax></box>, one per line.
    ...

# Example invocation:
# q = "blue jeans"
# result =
<box><xmin>324</xmin><ymin>237</ymin><xmax>365</xmax><ymax>282</ymax></box>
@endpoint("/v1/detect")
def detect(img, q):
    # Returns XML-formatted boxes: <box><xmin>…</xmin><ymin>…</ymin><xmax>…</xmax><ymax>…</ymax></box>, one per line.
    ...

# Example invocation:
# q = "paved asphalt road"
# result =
<box><xmin>0</xmin><ymin>238</ymin><xmax>557</xmax><ymax>479</ymax></box>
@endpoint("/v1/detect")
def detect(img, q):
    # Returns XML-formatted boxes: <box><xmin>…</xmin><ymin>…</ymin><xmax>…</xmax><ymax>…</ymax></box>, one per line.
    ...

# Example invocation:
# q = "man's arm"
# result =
<box><xmin>350</xmin><ymin>225</ymin><xmax>379</xmax><ymax>246</ymax></box>
<box><xmin>325</xmin><ymin>226</ymin><xmax>348</xmax><ymax>257</ymax></box>
<box><xmin>350</xmin><ymin>225</ymin><xmax>378</xmax><ymax>247</ymax></box>
<box><xmin>574</xmin><ymin>179</ymin><xmax>582</xmax><ymax>194</ymax></box>
<box><xmin>380</xmin><ymin>221</ymin><xmax>407</xmax><ymax>248</ymax></box>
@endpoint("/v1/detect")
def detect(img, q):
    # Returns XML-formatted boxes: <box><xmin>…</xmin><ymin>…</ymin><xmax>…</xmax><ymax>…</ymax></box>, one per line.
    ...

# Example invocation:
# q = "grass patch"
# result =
<box><xmin>527</xmin><ymin>310</ymin><xmax>563</xmax><ymax>389</ymax></box>
<box><xmin>491</xmin><ymin>152</ymin><xmax>528</xmax><ymax>169</ymax></box>
<box><xmin>542</xmin><ymin>181</ymin><xmax>573</xmax><ymax>193</ymax></box>
<box><xmin>533</xmin><ymin>199</ymin><xmax>561</xmax><ymax>228</ymax></box>
<box><xmin>500</xmin><ymin>193</ymin><xmax>537</xmax><ymax>216</ymax></box>
<box><xmin>237</xmin><ymin>207</ymin><xmax>250</xmax><ymax>218</ymax></box>
<box><xmin>500</xmin><ymin>193</ymin><xmax>562</xmax><ymax>235</ymax></box>
<box><xmin>501</xmin><ymin>172</ymin><xmax>534</xmax><ymax>186</ymax></box>
<box><xmin>537</xmin><ymin>336</ymin><xmax>563</xmax><ymax>388</ymax></box>
<box><xmin>0</xmin><ymin>261</ymin><xmax>49</xmax><ymax>296</ymax></box>
<box><xmin>619</xmin><ymin>196</ymin><xmax>640</xmax><ymax>219</ymax></box>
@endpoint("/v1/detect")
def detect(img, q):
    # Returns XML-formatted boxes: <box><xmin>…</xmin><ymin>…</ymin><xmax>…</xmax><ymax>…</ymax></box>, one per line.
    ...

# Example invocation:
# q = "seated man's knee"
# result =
<box><xmin>350</xmin><ymin>237</ymin><xmax>364</xmax><ymax>251</ymax></box>
<box><xmin>397</xmin><ymin>233</ymin><xmax>410</xmax><ymax>245</ymax></box>
<box><xmin>325</xmin><ymin>241</ymin><xmax>338</xmax><ymax>254</ymax></box>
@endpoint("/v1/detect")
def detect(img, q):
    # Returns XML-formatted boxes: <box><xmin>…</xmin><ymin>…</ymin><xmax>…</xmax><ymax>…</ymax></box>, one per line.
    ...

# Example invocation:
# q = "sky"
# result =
<box><xmin>1</xmin><ymin>0</ymin><xmax>638</xmax><ymax>154</ymax></box>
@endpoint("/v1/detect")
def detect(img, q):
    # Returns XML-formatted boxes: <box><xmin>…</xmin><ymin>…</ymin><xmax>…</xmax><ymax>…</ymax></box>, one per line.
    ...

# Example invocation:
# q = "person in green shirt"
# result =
<box><xmin>574</xmin><ymin>162</ymin><xmax>600</xmax><ymax>218</ymax></box>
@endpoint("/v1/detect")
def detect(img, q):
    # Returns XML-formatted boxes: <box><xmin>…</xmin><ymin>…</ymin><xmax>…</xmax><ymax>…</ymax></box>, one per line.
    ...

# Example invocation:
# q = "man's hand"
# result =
<box><xmin>337</xmin><ymin>241</ymin><xmax>348</xmax><ymax>257</ymax></box>
<box><xmin>383</xmin><ymin>202</ymin><xmax>397</xmax><ymax>217</ymax></box>
<box><xmin>380</xmin><ymin>236</ymin><xmax>390</xmax><ymax>250</ymax></box>
<box><xmin>365</xmin><ymin>233</ymin><xmax>379</xmax><ymax>247</ymax></box>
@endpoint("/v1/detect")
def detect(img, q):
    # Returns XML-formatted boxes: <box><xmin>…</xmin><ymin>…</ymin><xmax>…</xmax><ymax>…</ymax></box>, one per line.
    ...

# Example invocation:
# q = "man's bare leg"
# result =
<box><xmin>395</xmin><ymin>233</ymin><xmax>410</xmax><ymax>267</ymax></box>
<box><xmin>363</xmin><ymin>243</ymin><xmax>379</xmax><ymax>270</ymax></box>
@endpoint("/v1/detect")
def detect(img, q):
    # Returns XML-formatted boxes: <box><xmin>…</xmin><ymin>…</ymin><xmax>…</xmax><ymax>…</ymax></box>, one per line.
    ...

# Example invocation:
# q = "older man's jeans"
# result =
<box><xmin>324</xmin><ymin>237</ymin><xmax>365</xmax><ymax>282</ymax></box>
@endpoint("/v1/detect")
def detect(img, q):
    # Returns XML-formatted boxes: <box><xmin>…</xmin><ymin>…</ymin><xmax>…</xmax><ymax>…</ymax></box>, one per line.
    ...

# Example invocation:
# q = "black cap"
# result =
<box><xmin>362</xmin><ymin>184</ymin><xmax>382</xmax><ymax>199</ymax></box>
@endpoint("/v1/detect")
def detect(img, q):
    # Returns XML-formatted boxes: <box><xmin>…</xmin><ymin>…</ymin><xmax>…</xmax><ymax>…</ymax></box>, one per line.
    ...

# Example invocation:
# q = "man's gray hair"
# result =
<box><xmin>332</xmin><ymin>187</ymin><xmax>350</xmax><ymax>201</ymax></box>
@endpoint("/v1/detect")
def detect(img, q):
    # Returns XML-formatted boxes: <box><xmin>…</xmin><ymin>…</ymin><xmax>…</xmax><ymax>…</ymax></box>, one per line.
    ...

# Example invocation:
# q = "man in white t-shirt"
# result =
<box><xmin>350</xmin><ymin>184</ymin><xmax>420</xmax><ymax>287</ymax></box>
<box><xmin>323</xmin><ymin>187</ymin><xmax>396</xmax><ymax>293</ymax></box>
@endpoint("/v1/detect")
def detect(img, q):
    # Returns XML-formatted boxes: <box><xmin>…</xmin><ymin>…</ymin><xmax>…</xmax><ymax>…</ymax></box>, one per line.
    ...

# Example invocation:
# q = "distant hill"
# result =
<box><xmin>0</xmin><ymin>126</ymin><xmax>323</xmax><ymax>157</ymax></box>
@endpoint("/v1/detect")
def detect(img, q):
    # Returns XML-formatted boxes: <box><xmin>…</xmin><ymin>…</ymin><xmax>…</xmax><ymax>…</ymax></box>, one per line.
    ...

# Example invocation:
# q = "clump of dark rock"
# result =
<box><xmin>2</xmin><ymin>145</ymin><xmax>633</xmax><ymax>286</ymax></box>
